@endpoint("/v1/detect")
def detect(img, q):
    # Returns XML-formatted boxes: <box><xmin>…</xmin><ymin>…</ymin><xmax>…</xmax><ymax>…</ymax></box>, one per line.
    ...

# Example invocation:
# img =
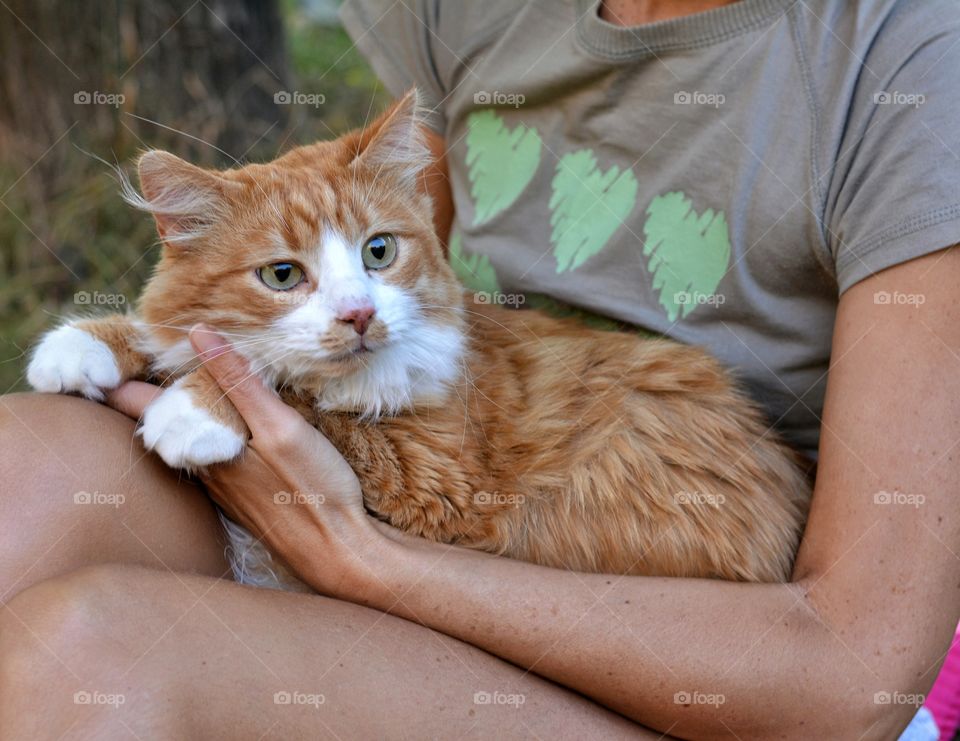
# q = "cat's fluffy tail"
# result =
<box><xmin>218</xmin><ymin>512</ymin><xmax>313</xmax><ymax>593</ymax></box>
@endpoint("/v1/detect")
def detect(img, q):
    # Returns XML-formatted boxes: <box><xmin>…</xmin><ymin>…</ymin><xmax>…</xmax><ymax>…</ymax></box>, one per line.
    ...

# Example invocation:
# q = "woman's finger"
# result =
<box><xmin>189</xmin><ymin>324</ymin><xmax>302</xmax><ymax>437</ymax></box>
<box><xmin>105</xmin><ymin>380</ymin><xmax>164</xmax><ymax>419</ymax></box>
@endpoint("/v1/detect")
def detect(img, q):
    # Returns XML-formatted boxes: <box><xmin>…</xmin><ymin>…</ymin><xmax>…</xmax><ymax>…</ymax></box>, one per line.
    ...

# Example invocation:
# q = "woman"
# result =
<box><xmin>2</xmin><ymin>0</ymin><xmax>959</xmax><ymax>737</ymax></box>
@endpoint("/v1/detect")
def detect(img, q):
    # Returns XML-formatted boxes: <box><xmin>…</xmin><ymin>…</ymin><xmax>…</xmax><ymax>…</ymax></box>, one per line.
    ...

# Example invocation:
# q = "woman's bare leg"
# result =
<box><xmin>0</xmin><ymin>392</ymin><xmax>229</xmax><ymax>600</ymax></box>
<box><xmin>0</xmin><ymin>565</ymin><xmax>651</xmax><ymax>739</ymax></box>
<box><xmin>0</xmin><ymin>392</ymin><xmax>654</xmax><ymax>737</ymax></box>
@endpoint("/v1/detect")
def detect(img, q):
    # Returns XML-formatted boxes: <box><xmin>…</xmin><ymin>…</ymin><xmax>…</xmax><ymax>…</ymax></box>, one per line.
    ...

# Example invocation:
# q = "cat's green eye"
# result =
<box><xmin>258</xmin><ymin>262</ymin><xmax>304</xmax><ymax>290</ymax></box>
<box><xmin>361</xmin><ymin>234</ymin><xmax>397</xmax><ymax>270</ymax></box>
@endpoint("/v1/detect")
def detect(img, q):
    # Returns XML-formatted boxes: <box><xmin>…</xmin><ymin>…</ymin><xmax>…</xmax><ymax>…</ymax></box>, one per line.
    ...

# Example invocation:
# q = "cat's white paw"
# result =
<box><xmin>27</xmin><ymin>325</ymin><xmax>121</xmax><ymax>401</ymax></box>
<box><xmin>140</xmin><ymin>387</ymin><xmax>245</xmax><ymax>469</ymax></box>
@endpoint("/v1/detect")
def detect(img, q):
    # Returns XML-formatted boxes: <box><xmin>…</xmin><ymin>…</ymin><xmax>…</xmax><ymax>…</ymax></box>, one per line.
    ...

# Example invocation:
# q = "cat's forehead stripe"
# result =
<box><xmin>268</xmin><ymin>230</ymin><xmax>289</xmax><ymax>252</ymax></box>
<box><xmin>270</xmin><ymin>175</ymin><xmax>384</xmax><ymax>252</ymax></box>
<box><xmin>287</xmin><ymin>190</ymin><xmax>313</xmax><ymax>213</ymax></box>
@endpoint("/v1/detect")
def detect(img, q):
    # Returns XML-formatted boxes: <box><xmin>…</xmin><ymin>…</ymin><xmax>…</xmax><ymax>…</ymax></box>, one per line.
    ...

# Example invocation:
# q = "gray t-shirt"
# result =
<box><xmin>341</xmin><ymin>0</ymin><xmax>960</xmax><ymax>458</ymax></box>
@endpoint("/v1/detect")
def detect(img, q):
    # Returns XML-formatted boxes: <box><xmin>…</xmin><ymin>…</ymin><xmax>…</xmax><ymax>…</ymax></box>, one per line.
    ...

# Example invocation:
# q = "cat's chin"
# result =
<box><xmin>306</xmin><ymin>350</ymin><xmax>376</xmax><ymax>379</ymax></box>
<box><xmin>293</xmin><ymin>322</ymin><xmax>466</xmax><ymax>417</ymax></box>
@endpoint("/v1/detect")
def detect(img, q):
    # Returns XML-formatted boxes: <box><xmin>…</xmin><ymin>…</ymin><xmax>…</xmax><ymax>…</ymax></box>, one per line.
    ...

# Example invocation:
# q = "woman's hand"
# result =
<box><xmin>106</xmin><ymin>325</ymin><xmax>397</xmax><ymax>600</ymax></box>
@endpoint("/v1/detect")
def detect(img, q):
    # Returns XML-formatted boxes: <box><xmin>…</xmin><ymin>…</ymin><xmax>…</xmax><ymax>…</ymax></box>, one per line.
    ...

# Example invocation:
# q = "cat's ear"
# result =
<box><xmin>123</xmin><ymin>150</ymin><xmax>231</xmax><ymax>245</ymax></box>
<box><xmin>353</xmin><ymin>89</ymin><xmax>431</xmax><ymax>186</ymax></box>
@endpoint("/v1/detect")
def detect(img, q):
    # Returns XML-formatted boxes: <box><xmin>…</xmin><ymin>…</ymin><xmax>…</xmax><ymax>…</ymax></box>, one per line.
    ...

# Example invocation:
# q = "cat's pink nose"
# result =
<box><xmin>337</xmin><ymin>305</ymin><xmax>376</xmax><ymax>336</ymax></box>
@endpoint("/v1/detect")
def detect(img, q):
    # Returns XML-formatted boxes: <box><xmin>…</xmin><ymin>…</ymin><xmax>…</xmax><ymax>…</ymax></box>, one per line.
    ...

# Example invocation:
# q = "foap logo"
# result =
<box><xmin>873</xmin><ymin>490</ymin><xmax>925</xmax><ymax>508</ymax></box>
<box><xmin>473</xmin><ymin>691</ymin><xmax>526</xmax><ymax>708</ymax></box>
<box><xmin>874</xmin><ymin>91</ymin><xmax>926</xmax><ymax>108</ymax></box>
<box><xmin>272</xmin><ymin>291</ymin><xmax>310</xmax><ymax>306</ymax></box>
<box><xmin>74</xmin><ymin>290</ymin><xmax>126</xmax><ymax>307</ymax></box>
<box><xmin>674</xmin><ymin>91</ymin><xmax>725</xmax><ymax>108</ymax></box>
<box><xmin>874</xmin><ymin>691</ymin><xmax>925</xmax><ymax>707</ymax></box>
<box><xmin>474</xmin><ymin>490</ymin><xmax>525</xmax><ymax>507</ymax></box>
<box><xmin>274</xmin><ymin>90</ymin><xmax>326</xmax><ymax>108</ymax></box>
<box><xmin>273</xmin><ymin>690</ymin><xmax>325</xmax><ymax>709</ymax></box>
<box><xmin>674</xmin><ymin>690</ymin><xmax>726</xmax><ymax>708</ymax></box>
<box><xmin>74</xmin><ymin>490</ymin><xmax>125</xmax><ymax>508</ymax></box>
<box><xmin>74</xmin><ymin>91</ymin><xmax>125</xmax><ymax>108</ymax></box>
<box><xmin>675</xmin><ymin>491</ymin><xmax>726</xmax><ymax>507</ymax></box>
<box><xmin>873</xmin><ymin>290</ymin><xmax>925</xmax><ymax>307</ymax></box>
<box><xmin>74</xmin><ymin>690</ymin><xmax>125</xmax><ymax>708</ymax></box>
<box><xmin>674</xmin><ymin>290</ymin><xmax>725</xmax><ymax>309</ymax></box>
<box><xmin>474</xmin><ymin>291</ymin><xmax>525</xmax><ymax>308</ymax></box>
<box><xmin>274</xmin><ymin>490</ymin><xmax>325</xmax><ymax>506</ymax></box>
<box><xmin>473</xmin><ymin>91</ymin><xmax>525</xmax><ymax>108</ymax></box>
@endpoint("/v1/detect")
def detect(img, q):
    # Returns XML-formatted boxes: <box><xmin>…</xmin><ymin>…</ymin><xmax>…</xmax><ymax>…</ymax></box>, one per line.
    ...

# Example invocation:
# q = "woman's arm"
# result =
<box><xmin>108</xmin><ymin>248</ymin><xmax>960</xmax><ymax>738</ymax></box>
<box><xmin>361</xmin><ymin>247</ymin><xmax>960</xmax><ymax>738</ymax></box>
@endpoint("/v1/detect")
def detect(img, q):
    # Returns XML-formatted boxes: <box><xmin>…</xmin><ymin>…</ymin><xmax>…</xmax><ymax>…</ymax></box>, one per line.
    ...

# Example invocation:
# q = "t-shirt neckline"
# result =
<box><xmin>575</xmin><ymin>0</ymin><xmax>797</xmax><ymax>60</ymax></box>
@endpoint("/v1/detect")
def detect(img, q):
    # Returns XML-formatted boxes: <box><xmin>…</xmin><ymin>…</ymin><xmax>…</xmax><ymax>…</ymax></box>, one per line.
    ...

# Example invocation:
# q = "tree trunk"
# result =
<box><xmin>0</xmin><ymin>0</ymin><xmax>291</xmax><ymax>171</ymax></box>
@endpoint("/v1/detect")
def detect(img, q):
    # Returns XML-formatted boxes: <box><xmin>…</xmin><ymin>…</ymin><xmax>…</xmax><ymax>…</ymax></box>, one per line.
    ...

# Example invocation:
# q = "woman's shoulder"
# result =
<box><xmin>798</xmin><ymin>0</ymin><xmax>960</xmax><ymax>65</ymax></box>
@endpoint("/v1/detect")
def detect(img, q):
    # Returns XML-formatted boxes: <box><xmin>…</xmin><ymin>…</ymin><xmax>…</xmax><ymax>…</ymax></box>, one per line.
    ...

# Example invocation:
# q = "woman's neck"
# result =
<box><xmin>599</xmin><ymin>0</ymin><xmax>740</xmax><ymax>25</ymax></box>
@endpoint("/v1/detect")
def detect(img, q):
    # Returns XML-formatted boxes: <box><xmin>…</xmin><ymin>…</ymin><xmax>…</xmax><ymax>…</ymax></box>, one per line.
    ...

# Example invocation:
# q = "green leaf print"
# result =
<box><xmin>448</xmin><ymin>230</ymin><xmax>500</xmax><ymax>295</ymax></box>
<box><xmin>549</xmin><ymin>149</ymin><xmax>638</xmax><ymax>273</ymax></box>
<box><xmin>465</xmin><ymin>110</ymin><xmax>542</xmax><ymax>226</ymax></box>
<box><xmin>641</xmin><ymin>191</ymin><xmax>731</xmax><ymax>322</ymax></box>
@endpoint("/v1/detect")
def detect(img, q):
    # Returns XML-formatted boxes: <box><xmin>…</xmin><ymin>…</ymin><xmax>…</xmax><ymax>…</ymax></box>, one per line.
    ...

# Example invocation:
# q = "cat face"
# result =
<box><xmin>129</xmin><ymin>91</ymin><xmax>466</xmax><ymax>415</ymax></box>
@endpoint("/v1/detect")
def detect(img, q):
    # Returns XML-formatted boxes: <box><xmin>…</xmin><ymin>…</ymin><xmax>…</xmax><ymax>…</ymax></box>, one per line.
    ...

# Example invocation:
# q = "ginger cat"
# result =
<box><xmin>28</xmin><ymin>91</ymin><xmax>809</xmax><ymax>590</ymax></box>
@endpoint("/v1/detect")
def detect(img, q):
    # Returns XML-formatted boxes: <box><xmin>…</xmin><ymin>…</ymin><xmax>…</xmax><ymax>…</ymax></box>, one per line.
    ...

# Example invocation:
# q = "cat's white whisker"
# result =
<box><xmin>202</xmin><ymin>346</ymin><xmax>302</xmax><ymax>412</ymax></box>
<box><xmin>145</xmin><ymin>332</ymin><xmax>299</xmax><ymax>384</ymax></box>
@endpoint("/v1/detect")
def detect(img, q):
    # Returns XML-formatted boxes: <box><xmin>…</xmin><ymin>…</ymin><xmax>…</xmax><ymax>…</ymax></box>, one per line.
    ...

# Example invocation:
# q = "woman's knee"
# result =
<box><xmin>0</xmin><ymin>564</ymin><xmax>187</xmax><ymax>738</ymax></box>
<box><xmin>0</xmin><ymin>393</ymin><xmax>229</xmax><ymax>600</ymax></box>
<box><xmin>1</xmin><ymin>565</ymin><xmax>116</xmax><ymax>681</ymax></box>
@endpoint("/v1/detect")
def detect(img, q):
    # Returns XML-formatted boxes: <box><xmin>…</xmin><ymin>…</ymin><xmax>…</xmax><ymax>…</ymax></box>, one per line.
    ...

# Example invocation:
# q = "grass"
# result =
<box><xmin>0</xmin><ymin>6</ymin><xmax>389</xmax><ymax>392</ymax></box>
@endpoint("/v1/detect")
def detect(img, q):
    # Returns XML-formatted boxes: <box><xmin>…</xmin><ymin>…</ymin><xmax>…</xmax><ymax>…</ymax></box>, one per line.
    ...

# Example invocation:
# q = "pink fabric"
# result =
<box><xmin>925</xmin><ymin>625</ymin><xmax>960</xmax><ymax>740</ymax></box>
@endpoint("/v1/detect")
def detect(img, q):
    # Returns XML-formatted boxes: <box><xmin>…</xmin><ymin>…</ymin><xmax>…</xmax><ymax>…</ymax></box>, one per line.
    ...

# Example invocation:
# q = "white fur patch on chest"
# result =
<box><xmin>317</xmin><ymin>320</ymin><xmax>465</xmax><ymax>416</ymax></box>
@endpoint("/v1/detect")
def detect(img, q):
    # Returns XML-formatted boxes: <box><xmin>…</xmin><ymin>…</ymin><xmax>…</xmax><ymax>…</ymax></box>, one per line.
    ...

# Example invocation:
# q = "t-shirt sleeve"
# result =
<box><xmin>339</xmin><ymin>0</ymin><xmax>448</xmax><ymax>133</ymax></box>
<box><xmin>824</xmin><ymin>18</ymin><xmax>960</xmax><ymax>293</ymax></box>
